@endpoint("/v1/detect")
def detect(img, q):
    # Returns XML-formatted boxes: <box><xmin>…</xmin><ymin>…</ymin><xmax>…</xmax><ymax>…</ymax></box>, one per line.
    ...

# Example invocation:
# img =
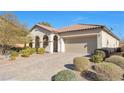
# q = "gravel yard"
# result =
<box><xmin>0</xmin><ymin>53</ymin><xmax>86</xmax><ymax>81</ymax></box>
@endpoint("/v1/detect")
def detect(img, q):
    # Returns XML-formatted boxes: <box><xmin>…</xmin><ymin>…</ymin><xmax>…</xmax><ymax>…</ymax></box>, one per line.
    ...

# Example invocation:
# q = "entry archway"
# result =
<box><xmin>35</xmin><ymin>36</ymin><xmax>40</xmax><ymax>48</ymax></box>
<box><xmin>43</xmin><ymin>35</ymin><xmax>49</xmax><ymax>48</ymax></box>
<box><xmin>53</xmin><ymin>35</ymin><xmax>58</xmax><ymax>52</ymax></box>
<box><xmin>29</xmin><ymin>42</ymin><xmax>32</xmax><ymax>48</ymax></box>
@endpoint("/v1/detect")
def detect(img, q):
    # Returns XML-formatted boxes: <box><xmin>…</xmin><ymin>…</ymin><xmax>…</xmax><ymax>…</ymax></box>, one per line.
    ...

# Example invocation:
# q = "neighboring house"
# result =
<box><xmin>28</xmin><ymin>24</ymin><xmax>120</xmax><ymax>55</ymax></box>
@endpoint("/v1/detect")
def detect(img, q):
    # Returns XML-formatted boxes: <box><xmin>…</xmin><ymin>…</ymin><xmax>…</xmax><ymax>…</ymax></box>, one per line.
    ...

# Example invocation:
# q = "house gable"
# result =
<box><xmin>29</xmin><ymin>25</ymin><xmax>53</xmax><ymax>38</ymax></box>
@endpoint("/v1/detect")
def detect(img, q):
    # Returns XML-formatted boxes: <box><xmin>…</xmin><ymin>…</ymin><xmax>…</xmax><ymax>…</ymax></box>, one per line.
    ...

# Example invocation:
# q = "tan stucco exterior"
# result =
<box><xmin>28</xmin><ymin>26</ymin><xmax>52</xmax><ymax>52</ymax></box>
<box><xmin>100</xmin><ymin>30</ymin><xmax>119</xmax><ymax>52</ymax></box>
<box><xmin>29</xmin><ymin>24</ymin><xmax>120</xmax><ymax>55</ymax></box>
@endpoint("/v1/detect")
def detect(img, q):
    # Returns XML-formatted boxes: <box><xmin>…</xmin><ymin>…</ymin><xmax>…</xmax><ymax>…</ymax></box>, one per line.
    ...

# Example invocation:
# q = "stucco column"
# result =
<box><xmin>57</xmin><ymin>35</ymin><xmax>61</xmax><ymax>52</ymax></box>
<box><xmin>49</xmin><ymin>34</ymin><xmax>54</xmax><ymax>53</ymax></box>
<box><xmin>39</xmin><ymin>38</ymin><xmax>43</xmax><ymax>48</ymax></box>
<box><xmin>97</xmin><ymin>33</ymin><xmax>102</xmax><ymax>49</ymax></box>
<box><xmin>60</xmin><ymin>37</ymin><xmax>65</xmax><ymax>52</ymax></box>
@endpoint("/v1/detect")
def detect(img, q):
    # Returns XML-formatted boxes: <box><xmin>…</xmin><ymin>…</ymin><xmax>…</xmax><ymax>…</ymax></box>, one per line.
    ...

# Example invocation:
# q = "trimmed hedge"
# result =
<box><xmin>91</xmin><ymin>55</ymin><xmax>103</xmax><ymax>63</ymax></box>
<box><xmin>73</xmin><ymin>57</ymin><xmax>90</xmax><ymax>72</ymax></box>
<box><xmin>105</xmin><ymin>55</ymin><xmax>124</xmax><ymax>69</ymax></box>
<box><xmin>94</xmin><ymin>50</ymin><xmax>106</xmax><ymax>58</ymax></box>
<box><xmin>37</xmin><ymin>48</ymin><xmax>45</xmax><ymax>54</ymax></box>
<box><xmin>52</xmin><ymin>70</ymin><xmax>76</xmax><ymax>81</ymax></box>
<box><xmin>21</xmin><ymin>47</ymin><xmax>36</xmax><ymax>57</ymax></box>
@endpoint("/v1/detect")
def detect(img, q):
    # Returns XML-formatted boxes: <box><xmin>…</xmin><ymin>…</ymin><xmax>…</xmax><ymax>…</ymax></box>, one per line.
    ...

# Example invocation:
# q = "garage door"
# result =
<box><xmin>64</xmin><ymin>36</ymin><xmax>97</xmax><ymax>54</ymax></box>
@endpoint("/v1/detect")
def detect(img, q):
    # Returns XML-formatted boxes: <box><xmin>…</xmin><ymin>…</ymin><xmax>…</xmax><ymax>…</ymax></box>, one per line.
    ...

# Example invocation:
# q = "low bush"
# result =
<box><xmin>21</xmin><ymin>49</ymin><xmax>31</xmax><ymax>57</ymax></box>
<box><xmin>92</xmin><ymin>62</ymin><xmax>123</xmax><ymax>80</ymax></box>
<box><xmin>73</xmin><ymin>57</ymin><xmax>90</xmax><ymax>72</ymax></box>
<box><xmin>31</xmin><ymin>48</ymin><xmax>36</xmax><ymax>54</ymax></box>
<box><xmin>37</xmin><ymin>48</ymin><xmax>45</xmax><ymax>54</ymax></box>
<box><xmin>25</xmin><ymin>47</ymin><xmax>36</xmax><ymax>55</ymax></box>
<box><xmin>21</xmin><ymin>47</ymin><xmax>36</xmax><ymax>57</ymax></box>
<box><xmin>10</xmin><ymin>51</ymin><xmax>18</xmax><ymax>57</ymax></box>
<box><xmin>52</xmin><ymin>70</ymin><xmax>76</xmax><ymax>81</ymax></box>
<box><xmin>91</xmin><ymin>55</ymin><xmax>103</xmax><ymax>63</ymax></box>
<box><xmin>10</xmin><ymin>51</ymin><xmax>19</xmax><ymax>60</ymax></box>
<box><xmin>94</xmin><ymin>50</ymin><xmax>106</xmax><ymax>58</ymax></box>
<box><xmin>105</xmin><ymin>55</ymin><xmax>124</xmax><ymax>69</ymax></box>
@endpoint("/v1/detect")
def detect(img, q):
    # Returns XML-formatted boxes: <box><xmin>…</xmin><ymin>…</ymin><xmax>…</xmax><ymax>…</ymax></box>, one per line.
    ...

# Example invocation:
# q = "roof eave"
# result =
<box><xmin>102</xmin><ymin>26</ymin><xmax>120</xmax><ymax>41</ymax></box>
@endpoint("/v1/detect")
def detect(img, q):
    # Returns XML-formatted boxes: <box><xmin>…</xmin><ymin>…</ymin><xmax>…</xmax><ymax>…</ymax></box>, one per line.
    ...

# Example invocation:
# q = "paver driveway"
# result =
<box><xmin>0</xmin><ymin>53</ymin><xmax>86</xmax><ymax>81</ymax></box>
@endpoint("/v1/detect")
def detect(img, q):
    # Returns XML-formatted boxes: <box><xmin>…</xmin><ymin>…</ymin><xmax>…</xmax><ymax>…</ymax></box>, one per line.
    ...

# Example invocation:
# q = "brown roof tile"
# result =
<box><xmin>57</xmin><ymin>24</ymin><xmax>103</xmax><ymax>32</ymax></box>
<box><xmin>30</xmin><ymin>23</ymin><xmax>119</xmax><ymax>40</ymax></box>
<box><xmin>36</xmin><ymin>24</ymin><xmax>58</xmax><ymax>33</ymax></box>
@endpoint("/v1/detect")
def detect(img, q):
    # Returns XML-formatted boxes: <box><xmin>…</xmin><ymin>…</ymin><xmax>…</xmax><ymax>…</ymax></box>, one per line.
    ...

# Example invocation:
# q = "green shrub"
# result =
<box><xmin>105</xmin><ymin>55</ymin><xmax>124</xmax><ymax>69</ymax></box>
<box><xmin>25</xmin><ymin>47</ymin><xmax>36</xmax><ymax>55</ymax></box>
<box><xmin>73</xmin><ymin>57</ymin><xmax>90</xmax><ymax>72</ymax></box>
<box><xmin>10</xmin><ymin>51</ymin><xmax>19</xmax><ymax>60</ymax></box>
<box><xmin>94</xmin><ymin>50</ymin><xmax>106</xmax><ymax>58</ymax></box>
<box><xmin>91</xmin><ymin>55</ymin><xmax>103</xmax><ymax>63</ymax></box>
<box><xmin>52</xmin><ymin>70</ymin><xmax>76</xmax><ymax>81</ymax></box>
<box><xmin>21</xmin><ymin>49</ymin><xmax>31</xmax><ymax>57</ymax></box>
<box><xmin>92</xmin><ymin>62</ymin><xmax>123</xmax><ymax>80</ymax></box>
<box><xmin>21</xmin><ymin>47</ymin><xmax>36</xmax><ymax>57</ymax></box>
<box><xmin>31</xmin><ymin>48</ymin><xmax>36</xmax><ymax>54</ymax></box>
<box><xmin>37</xmin><ymin>48</ymin><xmax>45</xmax><ymax>54</ymax></box>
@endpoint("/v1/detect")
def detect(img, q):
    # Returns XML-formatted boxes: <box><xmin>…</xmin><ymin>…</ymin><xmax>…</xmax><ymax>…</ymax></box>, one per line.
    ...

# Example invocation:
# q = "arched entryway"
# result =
<box><xmin>35</xmin><ymin>36</ymin><xmax>40</xmax><ymax>48</ymax></box>
<box><xmin>53</xmin><ymin>35</ymin><xmax>58</xmax><ymax>52</ymax></box>
<box><xmin>29</xmin><ymin>42</ymin><xmax>32</xmax><ymax>48</ymax></box>
<box><xmin>43</xmin><ymin>35</ymin><xmax>49</xmax><ymax>48</ymax></box>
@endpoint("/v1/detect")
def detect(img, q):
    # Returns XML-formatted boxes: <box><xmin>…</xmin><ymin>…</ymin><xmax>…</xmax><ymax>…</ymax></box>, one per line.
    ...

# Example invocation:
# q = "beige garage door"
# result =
<box><xmin>64</xmin><ymin>36</ymin><xmax>97</xmax><ymax>54</ymax></box>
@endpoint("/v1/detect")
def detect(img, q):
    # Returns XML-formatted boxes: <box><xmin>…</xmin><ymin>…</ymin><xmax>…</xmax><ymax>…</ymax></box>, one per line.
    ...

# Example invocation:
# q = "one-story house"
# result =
<box><xmin>28</xmin><ymin>24</ymin><xmax>120</xmax><ymax>55</ymax></box>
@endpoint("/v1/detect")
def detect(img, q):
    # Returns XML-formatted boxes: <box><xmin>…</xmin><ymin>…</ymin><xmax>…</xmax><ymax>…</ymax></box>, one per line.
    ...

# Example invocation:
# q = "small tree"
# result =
<box><xmin>0</xmin><ymin>12</ymin><xmax>29</xmax><ymax>55</ymax></box>
<box><xmin>38</xmin><ymin>22</ymin><xmax>52</xmax><ymax>27</ymax></box>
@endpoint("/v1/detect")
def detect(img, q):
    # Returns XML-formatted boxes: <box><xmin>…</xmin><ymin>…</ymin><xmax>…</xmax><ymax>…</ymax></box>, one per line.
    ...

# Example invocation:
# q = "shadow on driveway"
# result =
<box><xmin>64</xmin><ymin>64</ymin><xmax>75</xmax><ymax>70</ymax></box>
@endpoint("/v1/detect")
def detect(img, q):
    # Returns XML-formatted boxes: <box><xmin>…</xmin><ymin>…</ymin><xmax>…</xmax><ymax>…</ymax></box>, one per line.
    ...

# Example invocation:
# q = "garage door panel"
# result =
<box><xmin>64</xmin><ymin>36</ymin><xmax>97</xmax><ymax>54</ymax></box>
<box><xmin>65</xmin><ymin>44</ymin><xmax>84</xmax><ymax>53</ymax></box>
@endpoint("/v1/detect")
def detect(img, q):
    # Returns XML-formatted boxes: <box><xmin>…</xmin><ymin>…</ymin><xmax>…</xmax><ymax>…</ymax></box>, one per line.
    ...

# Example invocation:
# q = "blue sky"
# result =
<box><xmin>0</xmin><ymin>11</ymin><xmax>124</xmax><ymax>39</ymax></box>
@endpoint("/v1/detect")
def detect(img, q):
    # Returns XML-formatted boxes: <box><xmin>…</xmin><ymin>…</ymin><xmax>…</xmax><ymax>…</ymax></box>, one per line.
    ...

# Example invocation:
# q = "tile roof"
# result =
<box><xmin>31</xmin><ymin>23</ymin><xmax>120</xmax><ymax>40</ymax></box>
<box><xmin>36</xmin><ymin>24</ymin><xmax>58</xmax><ymax>33</ymax></box>
<box><xmin>57</xmin><ymin>24</ymin><xmax>103</xmax><ymax>32</ymax></box>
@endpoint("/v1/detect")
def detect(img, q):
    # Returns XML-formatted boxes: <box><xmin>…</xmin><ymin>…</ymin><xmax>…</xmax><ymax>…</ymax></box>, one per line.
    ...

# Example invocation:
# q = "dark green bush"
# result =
<box><xmin>105</xmin><ymin>55</ymin><xmax>124</xmax><ymax>69</ymax></box>
<box><xmin>73</xmin><ymin>57</ymin><xmax>90</xmax><ymax>72</ymax></box>
<box><xmin>91</xmin><ymin>55</ymin><xmax>103</xmax><ymax>63</ymax></box>
<box><xmin>37</xmin><ymin>48</ymin><xmax>45</xmax><ymax>54</ymax></box>
<box><xmin>94</xmin><ymin>50</ymin><xmax>106</xmax><ymax>58</ymax></box>
<box><xmin>52</xmin><ymin>70</ymin><xmax>76</xmax><ymax>81</ymax></box>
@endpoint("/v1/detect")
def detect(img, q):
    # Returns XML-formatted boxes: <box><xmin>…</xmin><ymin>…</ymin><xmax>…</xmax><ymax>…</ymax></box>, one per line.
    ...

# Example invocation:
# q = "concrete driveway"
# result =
<box><xmin>0</xmin><ymin>53</ymin><xmax>86</xmax><ymax>81</ymax></box>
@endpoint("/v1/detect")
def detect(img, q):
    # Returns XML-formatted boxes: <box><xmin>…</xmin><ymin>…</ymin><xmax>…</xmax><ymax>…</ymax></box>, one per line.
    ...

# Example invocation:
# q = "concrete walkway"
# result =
<box><xmin>0</xmin><ymin>53</ymin><xmax>86</xmax><ymax>81</ymax></box>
